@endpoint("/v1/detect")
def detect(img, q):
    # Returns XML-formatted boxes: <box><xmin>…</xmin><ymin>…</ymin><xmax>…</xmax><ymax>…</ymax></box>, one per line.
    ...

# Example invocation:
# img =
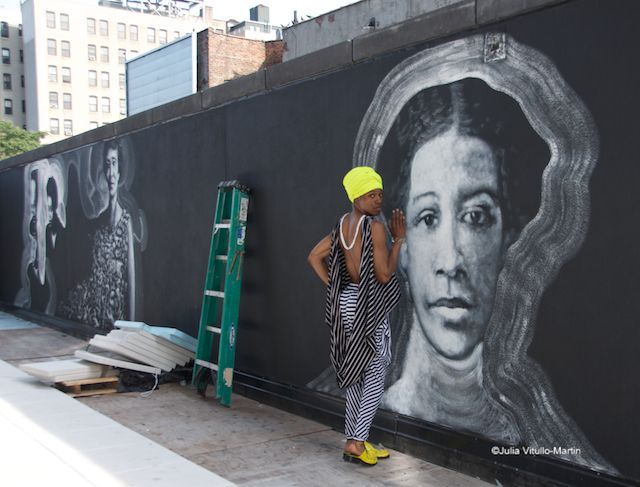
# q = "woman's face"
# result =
<box><xmin>105</xmin><ymin>147</ymin><xmax>120</xmax><ymax>198</ymax></box>
<box><xmin>404</xmin><ymin>130</ymin><xmax>505</xmax><ymax>360</ymax></box>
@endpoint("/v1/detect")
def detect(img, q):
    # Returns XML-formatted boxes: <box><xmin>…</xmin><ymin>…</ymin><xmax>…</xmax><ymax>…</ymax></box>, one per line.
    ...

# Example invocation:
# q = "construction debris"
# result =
<box><xmin>20</xmin><ymin>322</ymin><xmax>196</xmax><ymax>392</ymax></box>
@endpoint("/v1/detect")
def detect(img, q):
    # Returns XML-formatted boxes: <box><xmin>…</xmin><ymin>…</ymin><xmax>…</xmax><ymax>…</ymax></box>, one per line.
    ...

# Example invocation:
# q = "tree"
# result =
<box><xmin>0</xmin><ymin>121</ymin><xmax>45</xmax><ymax>159</ymax></box>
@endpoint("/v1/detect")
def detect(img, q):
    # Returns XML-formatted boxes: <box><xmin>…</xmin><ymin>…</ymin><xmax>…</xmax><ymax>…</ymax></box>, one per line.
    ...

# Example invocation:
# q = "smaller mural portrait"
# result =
<box><xmin>59</xmin><ymin>137</ymin><xmax>146</xmax><ymax>330</ymax></box>
<box><xmin>15</xmin><ymin>158</ymin><xmax>67</xmax><ymax>315</ymax></box>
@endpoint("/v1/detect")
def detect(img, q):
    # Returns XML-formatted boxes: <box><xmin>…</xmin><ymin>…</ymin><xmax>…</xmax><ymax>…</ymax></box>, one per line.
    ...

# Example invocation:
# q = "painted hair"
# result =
<box><xmin>382</xmin><ymin>78</ymin><xmax>548</xmax><ymax>238</ymax></box>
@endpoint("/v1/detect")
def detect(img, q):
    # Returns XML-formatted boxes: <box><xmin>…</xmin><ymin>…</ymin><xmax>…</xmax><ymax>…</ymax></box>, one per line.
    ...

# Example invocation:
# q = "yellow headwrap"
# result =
<box><xmin>342</xmin><ymin>167</ymin><xmax>383</xmax><ymax>203</ymax></box>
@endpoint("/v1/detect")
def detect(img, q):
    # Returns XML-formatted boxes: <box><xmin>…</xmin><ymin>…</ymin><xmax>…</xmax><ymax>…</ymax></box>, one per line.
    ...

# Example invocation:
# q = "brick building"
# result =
<box><xmin>197</xmin><ymin>28</ymin><xmax>282</xmax><ymax>90</ymax></box>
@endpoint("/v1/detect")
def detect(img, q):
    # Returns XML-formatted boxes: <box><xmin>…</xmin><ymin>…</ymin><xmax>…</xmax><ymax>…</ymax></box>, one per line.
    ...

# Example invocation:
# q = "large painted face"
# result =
<box><xmin>104</xmin><ymin>147</ymin><xmax>120</xmax><ymax>198</ymax></box>
<box><xmin>404</xmin><ymin>130</ymin><xmax>505</xmax><ymax>360</ymax></box>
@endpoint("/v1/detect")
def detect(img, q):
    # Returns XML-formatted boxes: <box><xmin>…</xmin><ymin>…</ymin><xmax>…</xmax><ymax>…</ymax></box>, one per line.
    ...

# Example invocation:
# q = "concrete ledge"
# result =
<box><xmin>66</xmin><ymin>123</ymin><xmax>116</xmax><ymax>149</ymax></box>
<box><xmin>0</xmin><ymin>152</ymin><xmax>28</xmax><ymax>172</ymax></box>
<box><xmin>150</xmin><ymin>92</ymin><xmax>203</xmax><ymax>124</ymax></box>
<box><xmin>113</xmin><ymin>110</ymin><xmax>154</xmax><ymax>136</ymax></box>
<box><xmin>265</xmin><ymin>41</ymin><xmax>352</xmax><ymax>89</ymax></box>
<box><xmin>476</xmin><ymin>0</ymin><xmax>569</xmax><ymax>25</ymax></box>
<box><xmin>201</xmin><ymin>70</ymin><xmax>266</xmax><ymax>110</ymax></box>
<box><xmin>353</xmin><ymin>0</ymin><xmax>476</xmax><ymax>61</ymax></box>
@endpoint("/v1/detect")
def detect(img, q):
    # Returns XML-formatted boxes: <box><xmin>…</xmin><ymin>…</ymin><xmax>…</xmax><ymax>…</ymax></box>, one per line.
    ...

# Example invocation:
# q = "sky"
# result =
<box><xmin>0</xmin><ymin>1</ymin><xmax>361</xmax><ymax>27</ymax></box>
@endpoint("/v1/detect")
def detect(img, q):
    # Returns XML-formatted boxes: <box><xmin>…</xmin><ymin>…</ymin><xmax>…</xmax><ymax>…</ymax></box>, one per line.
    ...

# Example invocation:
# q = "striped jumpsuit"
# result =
<box><xmin>325</xmin><ymin>216</ymin><xmax>400</xmax><ymax>442</ymax></box>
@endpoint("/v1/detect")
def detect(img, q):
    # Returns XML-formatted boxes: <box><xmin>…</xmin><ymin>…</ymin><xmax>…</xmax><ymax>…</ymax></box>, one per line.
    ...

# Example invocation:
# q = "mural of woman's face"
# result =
<box><xmin>404</xmin><ymin>130</ymin><xmax>505</xmax><ymax>360</ymax></box>
<box><xmin>104</xmin><ymin>147</ymin><xmax>119</xmax><ymax>198</ymax></box>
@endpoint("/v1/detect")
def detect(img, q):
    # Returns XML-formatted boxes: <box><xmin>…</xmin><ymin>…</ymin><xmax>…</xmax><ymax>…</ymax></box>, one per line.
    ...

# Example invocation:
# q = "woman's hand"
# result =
<box><xmin>390</xmin><ymin>208</ymin><xmax>406</xmax><ymax>242</ymax></box>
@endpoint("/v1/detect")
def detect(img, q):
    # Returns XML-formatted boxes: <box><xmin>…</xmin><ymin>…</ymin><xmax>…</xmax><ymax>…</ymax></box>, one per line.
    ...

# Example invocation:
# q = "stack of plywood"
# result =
<box><xmin>75</xmin><ymin>321</ymin><xmax>196</xmax><ymax>376</ymax></box>
<box><xmin>19</xmin><ymin>358</ymin><xmax>117</xmax><ymax>384</ymax></box>
<box><xmin>20</xmin><ymin>322</ymin><xmax>196</xmax><ymax>384</ymax></box>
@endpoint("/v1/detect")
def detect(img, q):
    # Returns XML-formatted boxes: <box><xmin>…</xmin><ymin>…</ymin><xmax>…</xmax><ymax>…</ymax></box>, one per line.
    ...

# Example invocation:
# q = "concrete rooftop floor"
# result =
<box><xmin>0</xmin><ymin>311</ymin><xmax>494</xmax><ymax>487</ymax></box>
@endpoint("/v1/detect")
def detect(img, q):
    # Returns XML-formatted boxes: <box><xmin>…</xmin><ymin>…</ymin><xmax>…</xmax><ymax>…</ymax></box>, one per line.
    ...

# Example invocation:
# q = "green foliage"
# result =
<box><xmin>0</xmin><ymin>121</ymin><xmax>45</xmax><ymax>160</ymax></box>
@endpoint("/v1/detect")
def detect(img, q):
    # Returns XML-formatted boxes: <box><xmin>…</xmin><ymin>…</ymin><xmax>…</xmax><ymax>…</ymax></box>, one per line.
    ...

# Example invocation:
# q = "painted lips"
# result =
<box><xmin>429</xmin><ymin>297</ymin><xmax>473</xmax><ymax>321</ymax></box>
<box><xmin>431</xmin><ymin>297</ymin><xmax>471</xmax><ymax>308</ymax></box>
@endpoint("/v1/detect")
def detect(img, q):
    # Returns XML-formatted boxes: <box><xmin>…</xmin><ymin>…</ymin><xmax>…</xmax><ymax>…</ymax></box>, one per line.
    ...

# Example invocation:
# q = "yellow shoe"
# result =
<box><xmin>343</xmin><ymin>447</ymin><xmax>378</xmax><ymax>466</ymax></box>
<box><xmin>364</xmin><ymin>441</ymin><xmax>390</xmax><ymax>459</ymax></box>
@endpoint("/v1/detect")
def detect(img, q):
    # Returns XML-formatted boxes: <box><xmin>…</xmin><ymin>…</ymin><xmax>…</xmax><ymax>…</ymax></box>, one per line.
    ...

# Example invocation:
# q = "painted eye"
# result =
<box><xmin>461</xmin><ymin>208</ymin><xmax>493</xmax><ymax>227</ymax></box>
<box><xmin>417</xmin><ymin>212</ymin><xmax>437</xmax><ymax>227</ymax></box>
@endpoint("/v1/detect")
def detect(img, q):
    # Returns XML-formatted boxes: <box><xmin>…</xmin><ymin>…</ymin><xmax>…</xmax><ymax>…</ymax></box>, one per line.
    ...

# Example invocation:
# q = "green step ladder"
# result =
<box><xmin>192</xmin><ymin>180</ymin><xmax>250</xmax><ymax>407</ymax></box>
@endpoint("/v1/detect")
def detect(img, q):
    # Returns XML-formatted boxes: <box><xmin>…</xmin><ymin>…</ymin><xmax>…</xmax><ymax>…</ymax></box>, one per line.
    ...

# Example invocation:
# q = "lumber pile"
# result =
<box><xmin>76</xmin><ymin>321</ymin><xmax>196</xmax><ymax>375</ymax></box>
<box><xmin>19</xmin><ymin>321</ymin><xmax>197</xmax><ymax>395</ymax></box>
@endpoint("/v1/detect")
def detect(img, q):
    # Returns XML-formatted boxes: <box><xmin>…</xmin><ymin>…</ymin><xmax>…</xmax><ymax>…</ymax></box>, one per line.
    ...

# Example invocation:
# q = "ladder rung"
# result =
<box><xmin>196</xmin><ymin>359</ymin><xmax>218</xmax><ymax>372</ymax></box>
<box><xmin>215</xmin><ymin>255</ymin><xmax>228</xmax><ymax>261</ymax></box>
<box><xmin>206</xmin><ymin>325</ymin><xmax>221</xmax><ymax>334</ymax></box>
<box><xmin>205</xmin><ymin>290</ymin><xmax>225</xmax><ymax>299</ymax></box>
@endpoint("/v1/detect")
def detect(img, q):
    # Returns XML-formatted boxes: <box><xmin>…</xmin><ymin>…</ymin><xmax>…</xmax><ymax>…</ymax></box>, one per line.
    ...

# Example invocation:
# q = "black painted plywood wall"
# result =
<box><xmin>1</xmin><ymin>0</ymin><xmax>638</xmax><ymax>483</ymax></box>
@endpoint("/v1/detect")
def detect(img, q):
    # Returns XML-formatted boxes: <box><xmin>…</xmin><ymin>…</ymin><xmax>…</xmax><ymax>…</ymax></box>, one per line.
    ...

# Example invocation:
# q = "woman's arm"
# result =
<box><xmin>307</xmin><ymin>234</ymin><xmax>331</xmax><ymax>285</ymax></box>
<box><xmin>371</xmin><ymin>209</ymin><xmax>406</xmax><ymax>284</ymax></box>
<box><xmin>127</xmin><ymin>220</ymin><xmax>136</xmax><ymax>319</ymax></box>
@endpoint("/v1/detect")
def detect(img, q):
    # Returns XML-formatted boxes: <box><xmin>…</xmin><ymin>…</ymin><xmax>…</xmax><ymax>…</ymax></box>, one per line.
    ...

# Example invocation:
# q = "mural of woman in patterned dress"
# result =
<box><xmin>61</xmin><ymin>140</ymin><xmax>136</xmax><ymax>330</ymax></box>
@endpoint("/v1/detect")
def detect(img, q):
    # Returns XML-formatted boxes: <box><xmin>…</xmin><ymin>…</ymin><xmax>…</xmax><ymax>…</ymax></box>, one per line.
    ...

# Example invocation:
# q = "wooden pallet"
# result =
<box><xmin>55</xmin><ymin>376</ymin><xmax>119</xmax><ymax>397</ymax></box>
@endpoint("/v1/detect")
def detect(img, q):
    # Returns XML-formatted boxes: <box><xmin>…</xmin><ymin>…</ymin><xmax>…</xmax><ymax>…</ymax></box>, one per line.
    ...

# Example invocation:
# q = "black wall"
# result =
<box><xmin>1</xmin><ymin>1</ymin><xmax>639</xmax><ymax>485</ymax></box>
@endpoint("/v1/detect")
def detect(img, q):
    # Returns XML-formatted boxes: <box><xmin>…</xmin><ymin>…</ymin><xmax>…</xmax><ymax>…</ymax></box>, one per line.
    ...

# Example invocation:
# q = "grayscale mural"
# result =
<box><xmin>310</xmin><ymin>33</ymin><xmax>614</xmax><ymax>473</ymax></box>
<box><xmin>2</xmin><ymin>3</ymin><xmax>638</xmax><ymax>482</ymax></box>
<box><xmin>15</xmin><ymin>158</ymin><xmax>67</xmax><ymax>315</ymax></box>
<box><xmin>14</xmin><ymin>137</ymin><xmax>147</xmax><ymax>330</ymax></box>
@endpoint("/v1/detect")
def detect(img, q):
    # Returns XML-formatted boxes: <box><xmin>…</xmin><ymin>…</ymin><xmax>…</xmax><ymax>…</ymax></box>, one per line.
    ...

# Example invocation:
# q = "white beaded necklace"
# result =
<box><xmin>339</xmin><ymin>214</ymin><xmax>366</xmax><ymax>250</ymax></box>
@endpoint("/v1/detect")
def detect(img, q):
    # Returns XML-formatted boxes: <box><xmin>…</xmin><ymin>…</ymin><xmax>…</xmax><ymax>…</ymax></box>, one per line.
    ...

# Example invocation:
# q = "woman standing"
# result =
<box><xmin>61</xmin><ymin>140</ymin><xmax>135</xmax><ymax>329</ymax></box>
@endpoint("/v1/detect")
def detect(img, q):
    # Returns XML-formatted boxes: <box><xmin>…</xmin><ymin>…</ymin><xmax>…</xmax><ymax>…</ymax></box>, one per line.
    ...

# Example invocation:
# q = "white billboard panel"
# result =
<box><xmin>126</xmin><ymin>34</ymin><xmax>196</xmax><ymax>116</ymax></box>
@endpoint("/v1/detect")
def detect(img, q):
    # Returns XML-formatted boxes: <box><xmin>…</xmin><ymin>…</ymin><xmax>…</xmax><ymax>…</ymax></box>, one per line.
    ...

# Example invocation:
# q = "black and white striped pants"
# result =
<box><xmin>340</xmin><ymin>283</ymin><xmax>391</xmax><ymax>441</ymax></box>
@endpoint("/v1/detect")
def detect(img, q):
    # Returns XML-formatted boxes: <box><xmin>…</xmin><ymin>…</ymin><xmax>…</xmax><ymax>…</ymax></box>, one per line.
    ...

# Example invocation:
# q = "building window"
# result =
<box><xmin>89</xmin><ymin>121</ymin><xmax>98</xmax><ymax>129</ymax></box>
<box><xmin>48</xmin><ymin>65</ymin><xmax>57</xmax><ymax>82</ymax></box>
<box><xmin>147</xmin><ymin>27</ymin><xmax>155</xmax><ymax>43</ymax></box>
<box><xmin>49</xmin><ymin>91</ymin><xmax>58</xmax><ymax>109</ymax></box>
<box><xmin>101</xmin><ymin>71</ymin><xmax>109</xmax><ymax>88</ymax></box>
<box><xmin>4</xmin><ymin>99</ymin><xmax>13</xmax><ymax>115</ymax></box>
<box><xmin>1</xmin><ymin>21</ymin><xmax>8</xmax><ymax>38</ymax></box>
<box><xmin>119</xmin><ymin>98</ymin><xmax>126</xmax><ymax>115</ymax></box>
<box><xmin>117</xmin><ymin>22</ymin><xmax>125</xmax><ymax>40</ymax></box>
<box><xmin>60</xmin><ymin>13</ymin><xmax>69</xmax><ymax>31</ymax></box>
<box><xmin>50</xmin><ymin>118</ymin><xmax>59</xmax><ymax>134</ymax></box>
<box><xmin>88</xmin><ymin>70</ymin><xmax>97</xmax><ymax>87</ymax></box>
<box><xmin>99</xmin><ymin>19</ymin><xmax>108</xmax><ymax>36</ymax></box>
<box><xmin>159</xmin><ymin>29</ymin><xmax>167</xmax><ymax>44</ymax></box>
<box><xmin>19</xmin><ymin>49</ymin><xmax>23</xmax><ymax>63</ymax></box>
<box><xmin>63</xmin><ymin>119</ymin><xmax>72</xmax><ymax>136</ymax></box>
<box><xmin>18</xmin><ymin>24</ymin><xmax>22</xmax><ymax>36</ymax></box>
<box><xmin>63</xmin><ymin>92</ymin><xmax>72</xmax><ymax>110</ymax></box>
<box><xmin>100</xmin><ymin>46</ymin><xmax>109</xmax><ymax>63</ymax></box>
<box><xmin>118</xmin><ymin>73</ymin><xmax>125</xmax><ymax>90</ymax></box>
<box><xmin>20</xmin><ymin>75</ymin><xmax>24</xmax><ymax>87</ymax></box>
<box><xmin>130</xmin><ymin>24</ymin><xmax>138</xmax><ymax>41</ymax></box>
<box><xmin>3</xmin><ymin>73</ymin><xmax>11</xmax><ymax>90</ymax></box>
<box><xmin>61</xmin><ymin>40</ymin><xmax>70</xmax><ymax>57</ymax></box>
<box><xmin>89</xmin><ymin>95</ymin><xmax>97</xmax><ymax>112</ymax></box>
<box><xmin>88</xmin><ymin>44</ymin><xmax>96</xmax><ymax>61</ymax></box>
<box><xmin>46</xmin><ymin>11</ymin><xmax>56</xmax><ymax>29</ymax></box>
<box><xmin>101</xmin><ymin>96</ymin><xmax>110</xmax><ymax>113</ymax></box>
<box><xmin>47</xmin><ymin>38</ymin><xmax>57</xmax><ymax>56</ymax></box>
<box><xmin>2</xmin><ymin>48</ymin><xmax>9</xmax><ymax>64</ymax></box>
<box><xmin>129</xmin><ymin>49</ymin><xmax>138</xmax><ymax>58</ymax></box>
<box><xmin>61</xmin><ymin>67</ymin><xmax>71</xmax><ymax>83</ymax></box>
<box><xmin>87</xmin><ymin>17</ymin><xmax>95</xmax><ymax>35</ymax></box>
<box><xmin>173</xmin><ymin>30</ymin><xmax>180</xmax><ymax>40</ymax></box>
<box><xmin>118</xmin><ymin>49</ymin><xmax>126</xmax><ymax>64</ymax></box>
<box><xmin>22</xmin><ymin>99</ymin><xmax>25</xmax><ymax>113</ymax></box>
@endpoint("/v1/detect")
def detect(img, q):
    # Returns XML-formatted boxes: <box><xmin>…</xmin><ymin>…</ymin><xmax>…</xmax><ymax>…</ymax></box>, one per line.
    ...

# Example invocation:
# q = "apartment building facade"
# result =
<box><xmin>0</xmin><ymin>8</ymin><xmax>25</xmax><ymax>129</ymax></box>
<box><xmin>22</xmin><ymin>0</ymin><xmax>226</xmax><ymax>143</ymax></box>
